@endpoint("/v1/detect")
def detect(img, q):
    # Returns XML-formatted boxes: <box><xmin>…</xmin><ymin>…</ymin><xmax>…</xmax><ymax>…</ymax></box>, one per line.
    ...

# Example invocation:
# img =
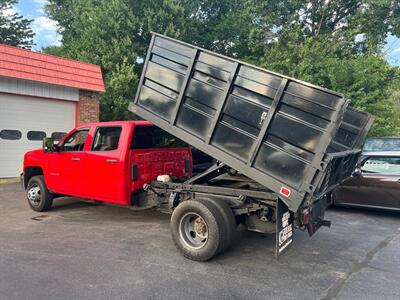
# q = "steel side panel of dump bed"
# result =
<box><xmin>329</xmin><ymin>107</ymin><xmax>374</xmax><ymax>153</ymax></box>
<box><xmin>129</xmin><ymin>33</ymin><xmax>350</xmax><ymax>213</ymax></box>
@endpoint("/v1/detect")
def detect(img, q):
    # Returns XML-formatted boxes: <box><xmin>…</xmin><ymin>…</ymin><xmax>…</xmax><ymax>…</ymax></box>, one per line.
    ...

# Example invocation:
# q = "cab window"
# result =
<box><xmin>361</xmin><ymin>156</ymin><xmax>400</xmax><ymax>174</ymax></box>
<box><xmin>61</xmin><ymin>129</ymin><xmax>89</xmax><ymax>151</ymax></box>
<box><xmin>131</xmin><ymin>126</ymin><xmax>186</xmax><ymax>149</ymax></box>
<box><xmin>91</xmin><ymin>126</ymin><xmax>122</xmax><ymax>151</ymax></box>
<box><xmin>52</xmin><ymin>132</ymin><xmax>67</xmax><ymax>141</ymax></box>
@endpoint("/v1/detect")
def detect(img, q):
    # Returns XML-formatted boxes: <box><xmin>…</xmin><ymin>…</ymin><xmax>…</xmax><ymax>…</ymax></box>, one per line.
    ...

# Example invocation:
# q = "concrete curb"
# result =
<box><xmin>0</xmin><ymin>178</ymin><xmax>19</xmax><ymax>184</ymax></box>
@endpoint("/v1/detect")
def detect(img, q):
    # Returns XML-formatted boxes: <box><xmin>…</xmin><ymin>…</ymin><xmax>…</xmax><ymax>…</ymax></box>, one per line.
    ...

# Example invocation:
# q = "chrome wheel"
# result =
<box><xmin>179</xmin><ymin>212</ymin><xmax>208</xmax><ymax>250</ymax></box>
<box><xmin>27</xmin><ymin>184</ymin><xmax>41</xmax><ymax>207</ymax></box>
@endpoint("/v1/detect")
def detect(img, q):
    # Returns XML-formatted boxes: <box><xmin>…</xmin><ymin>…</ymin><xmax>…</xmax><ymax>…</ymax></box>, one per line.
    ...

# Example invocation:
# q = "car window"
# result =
<box><xmin>363</xmin><ymin>138</ymin><xmax>400</xmax><ymax>151</ymax></box>
<box><xmin>27</xmin><ymin>131</ymin><xmax>46</xmax><ymax>141</ymax></box>
<box><xmin>361</xmin><ymin>156</ymin><xmax>400</xmax><ymax>174</ymax></box>
<box><xmin>131</xmin><ymin>126</ymin><xmax>186</xmax><ymax>149</ymax></box>
<box><xmin>0</xmin><ymin>129</ymin><xmax>22</xmax><ymax>140</ymax></box>
<box><xmin>91</xmin><ymin>126</ymin><xmax>122</xmax><ymax>151</ymax></box>
<box><xmin>61</xmin><ymin>129</ymin><xmax>89</xmax><ymax>151</ymax></box>
<box><xmin>52</xmin><ymin>132</ymin><xmax>67</xmax><ymax>141</ymax></box>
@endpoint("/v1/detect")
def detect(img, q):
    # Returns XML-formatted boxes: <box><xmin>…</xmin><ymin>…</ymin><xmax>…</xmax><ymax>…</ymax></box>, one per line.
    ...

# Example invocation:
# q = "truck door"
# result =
<box><xmin>81</xmin><ymin>125</ymin><xmax>127</xmax><ymax>204</ymax></box>
<box><xmin>46</xmin><ymin>128</ymin><xmax>90</xmax><ymax>196</ymax></box>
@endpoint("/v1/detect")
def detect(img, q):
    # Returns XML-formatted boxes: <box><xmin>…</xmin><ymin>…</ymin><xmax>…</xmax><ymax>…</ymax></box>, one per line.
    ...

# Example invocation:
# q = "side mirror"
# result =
<box><xmin>352</xmin><ymin>168</ymin><xmax>362</xmax><ymax>177</ymax></box>
<box><xmin>43</xmin><ymin>137</ymin><xmax>55</xmax><ymax>153</ymax></box>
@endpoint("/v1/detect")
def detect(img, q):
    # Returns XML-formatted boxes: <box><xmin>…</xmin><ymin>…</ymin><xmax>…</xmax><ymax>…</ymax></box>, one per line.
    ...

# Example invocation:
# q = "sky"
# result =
<box><xmin>10</xmin><ymin>0</ymin><xmax>400</xmax><ymax>66</ymax></box>
<box><xmin>14</xmin><ymin>0</ymin><xmax>61</xmax><ymax>50</ymax></box>
<box><xmin>384</xmin><ymin>35</ymin><xmax>400</xmax><ymax>66</ymax></box>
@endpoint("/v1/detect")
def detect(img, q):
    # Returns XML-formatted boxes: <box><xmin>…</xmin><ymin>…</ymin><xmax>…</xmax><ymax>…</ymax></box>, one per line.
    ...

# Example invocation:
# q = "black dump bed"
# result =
<box><xmin>329</xmin><ymin>106</ymin><xmax>374</xmax><ymax>153</ymax></box>
<box><xmin>129</xmin><ymin>33</ymin><xmax>372</xmax><ymax>213</ymax></box>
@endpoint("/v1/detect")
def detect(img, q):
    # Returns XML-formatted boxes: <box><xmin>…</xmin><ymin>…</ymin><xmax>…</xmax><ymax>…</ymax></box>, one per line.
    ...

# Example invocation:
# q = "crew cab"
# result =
<box><xmin>22</xmin><ymin>121</ymin><xmax>192</xmax><ymax>211</ymax></box>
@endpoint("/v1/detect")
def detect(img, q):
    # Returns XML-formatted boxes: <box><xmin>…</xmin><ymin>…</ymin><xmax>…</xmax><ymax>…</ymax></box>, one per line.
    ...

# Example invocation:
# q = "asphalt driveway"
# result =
<box><xmin>0</xmin><ymin>182</ymin><xmax>399</xmax><ymax>300</ymax></box>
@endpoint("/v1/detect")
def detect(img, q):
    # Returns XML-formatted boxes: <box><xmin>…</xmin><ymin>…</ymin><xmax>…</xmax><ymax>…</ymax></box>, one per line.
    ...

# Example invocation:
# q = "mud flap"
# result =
<box><xmin>275</xmin><ymin>198</ymin><xmax>294</xmax><ymax>257</ymax></box>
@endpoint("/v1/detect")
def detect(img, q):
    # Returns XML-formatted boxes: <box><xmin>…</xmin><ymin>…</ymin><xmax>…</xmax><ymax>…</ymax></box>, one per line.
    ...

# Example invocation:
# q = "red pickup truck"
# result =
<box><xmin>20</xmin><ymin>35</ymin><xmax>372</xmax><ymax>262</ymax></box>
<box><xmin>22</xmin><ymin>121</ymin><xmax>192</xmax><ymax>211</ymax></box>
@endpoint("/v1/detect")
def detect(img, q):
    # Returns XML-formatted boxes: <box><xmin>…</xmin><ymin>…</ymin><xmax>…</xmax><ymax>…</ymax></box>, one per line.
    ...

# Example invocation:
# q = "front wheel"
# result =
<box><xmin>170</xmin><ymin>200</ymin><xmax>225</xmax><ymax>261</ymax></box>
<box><xmin>26</xmin><ymin>175</ymin><xmax>53</xmax><ymax>212</ymax></box>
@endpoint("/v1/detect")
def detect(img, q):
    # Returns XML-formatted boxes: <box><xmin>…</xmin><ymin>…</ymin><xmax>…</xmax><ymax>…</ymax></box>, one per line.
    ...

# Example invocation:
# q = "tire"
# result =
<box><xmin>170</xmin><ymin>200</ymin><xmax>225</xmax><ymax>261</ymax></box>
<box><xmin>26</xmin><ymin>175</ymin><xmax>53</xmax><ymax>212</ymax></box>
<box><xmin>197</xmin><ymin>198</ymin><xmax>237</xmax><ymax>253</ymax></box>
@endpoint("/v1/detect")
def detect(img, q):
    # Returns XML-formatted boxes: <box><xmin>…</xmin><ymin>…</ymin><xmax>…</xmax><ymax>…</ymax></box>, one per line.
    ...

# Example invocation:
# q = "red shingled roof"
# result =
<box><xmin>0</xmin><ymin>44</ymin><xmax>105</xmax><ymax>92</ymax></box>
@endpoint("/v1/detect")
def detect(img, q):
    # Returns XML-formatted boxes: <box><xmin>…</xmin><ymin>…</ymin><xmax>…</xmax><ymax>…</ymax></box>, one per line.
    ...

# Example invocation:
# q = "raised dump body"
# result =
<box><xmin>129</xmin><ymin>33</ymin><xmax>371</xmax><ymax>213</ymax></box>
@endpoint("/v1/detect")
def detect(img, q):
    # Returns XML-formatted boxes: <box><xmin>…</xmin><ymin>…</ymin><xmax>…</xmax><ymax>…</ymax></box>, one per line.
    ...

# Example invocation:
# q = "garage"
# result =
<box><xmin>0</xmin><ymin>44</ymin><xmax>104</xmax><ymax>178</ymax></box>
<box><xmin>0</xmin><ymin>92</ymin><xmax>76</xmax><ymax>177</ymax></box>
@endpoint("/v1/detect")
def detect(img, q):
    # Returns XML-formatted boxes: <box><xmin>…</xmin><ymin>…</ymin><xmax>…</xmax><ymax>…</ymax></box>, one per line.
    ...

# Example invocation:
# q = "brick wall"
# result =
<box><xmin>77</xmin><ymin>90</ymin><xmax>100</xmax><ymax>124</ymax></box>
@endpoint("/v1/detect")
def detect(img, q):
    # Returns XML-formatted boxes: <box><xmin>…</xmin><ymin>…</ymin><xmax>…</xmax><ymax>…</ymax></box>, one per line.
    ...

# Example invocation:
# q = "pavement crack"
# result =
<box><xmin>321</xmin><ymin>229</ymin><xmax>400</xmax><ymax>300</ymax></box>
<box><xmin>365</xmin><ymin>264</ymin><xmax>400</xmax><ymax>277</ymax></box>
<box><xmin>31</xmin><ymin>215</ymin><xmax>48</xmax><ymax>221</ymax></box>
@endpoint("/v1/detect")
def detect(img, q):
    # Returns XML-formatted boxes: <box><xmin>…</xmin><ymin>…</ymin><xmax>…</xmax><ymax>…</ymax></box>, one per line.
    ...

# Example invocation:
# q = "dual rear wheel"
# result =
<box><xmin>170</xmin><ymin>198</ymin><xmax>236</xmax><ymax>261</ymax></box>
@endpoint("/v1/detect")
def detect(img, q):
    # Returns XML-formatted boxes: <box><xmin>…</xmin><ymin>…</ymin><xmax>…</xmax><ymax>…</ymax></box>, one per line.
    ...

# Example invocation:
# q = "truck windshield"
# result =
<box><xmin>131</xmin><ymin>126</ymin><xmax>186</xmax><ymax>149</ymax></box>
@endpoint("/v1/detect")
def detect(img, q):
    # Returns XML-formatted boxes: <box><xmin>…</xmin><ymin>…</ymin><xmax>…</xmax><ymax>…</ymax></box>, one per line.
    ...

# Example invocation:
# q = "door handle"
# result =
<box><xmin>106</xmin><ymin>159</ymin><xmax>118</xmax><ymax>164</ymax></box>
<box><xmin>71</xmin><ymin>157</ymin><xmax>81</xmax><ymax>161</ymax></box>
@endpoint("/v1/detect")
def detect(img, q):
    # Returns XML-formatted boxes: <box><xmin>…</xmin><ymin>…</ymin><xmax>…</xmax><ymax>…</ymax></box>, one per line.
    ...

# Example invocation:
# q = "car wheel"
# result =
<box><xmin>170</xmin><ymin>199</ymin><xmax>225</xmax><ymax>261</ymax></box>
<box><xmin>197</xmin><ymin>198</ymin><xmax>237</xmax><ymax>252</ymax></box>
<box><xmin>26</xmin><ymin>175</ymin><xmax>53</xmax><ymax>212</ymax></box>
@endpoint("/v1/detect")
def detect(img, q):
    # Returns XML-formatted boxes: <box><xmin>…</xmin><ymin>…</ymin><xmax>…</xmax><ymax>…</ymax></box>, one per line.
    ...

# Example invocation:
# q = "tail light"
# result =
<box><xmin>279</xmin><ymin>187</ymin><xmax>291</xmax><ymax>198</ymax></box>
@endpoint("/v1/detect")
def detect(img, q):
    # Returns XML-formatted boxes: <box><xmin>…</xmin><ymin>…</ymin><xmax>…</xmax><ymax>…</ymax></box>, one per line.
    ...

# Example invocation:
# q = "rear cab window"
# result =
<box><xmin>91</xmin><ymin>126</ymin><xmax>122</xmax><ymax>151</ymax></box>
<box><xmin>131</xmin><ymin>126</ymin><xmax>186</xmax><ymax>149</ymax></box>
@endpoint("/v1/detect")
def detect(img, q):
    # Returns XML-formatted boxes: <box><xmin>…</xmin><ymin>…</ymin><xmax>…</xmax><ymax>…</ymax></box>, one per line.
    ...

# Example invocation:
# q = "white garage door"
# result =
<box><xmin>0</xmin><ymin>93</ymin><xmax>76</xmax><ymax>177</ymax></box>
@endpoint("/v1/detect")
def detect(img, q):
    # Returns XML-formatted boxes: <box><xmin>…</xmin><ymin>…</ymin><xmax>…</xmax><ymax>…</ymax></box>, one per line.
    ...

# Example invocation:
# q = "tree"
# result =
<box><xmin>246</xmin><ymin>0</ymin><xmax>400</xmax><ymax>56</ymax></box>
<box><xmin>246</xmin><ymin>0</ymin><xmax>400</xmax><ymax>136</ymax></box>
<box><xmin>0</xmin><ymin>0</ymin><xmax>34</xmax><ymax>49</ymax></box>
<box><xmin>44</xmin><ymin>0</ymin><xmax>253</xmax><ymax>120</ymax></box>
<box><xmin>45</xmin><ymin>0</ymin><xmax>141</xmax><ymax>120</ymax></box>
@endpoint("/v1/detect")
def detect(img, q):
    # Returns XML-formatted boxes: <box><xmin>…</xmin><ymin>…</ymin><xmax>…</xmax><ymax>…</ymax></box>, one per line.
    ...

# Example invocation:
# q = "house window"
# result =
<box><xmin>27</xmin><ymin>131</ymin><xmax>47</xmax><ymax>141</ymax></box>
<box><xmin>0</xmin><ymin>129</ymin><xmax>22</xmax><ymax>140</ymax></box>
